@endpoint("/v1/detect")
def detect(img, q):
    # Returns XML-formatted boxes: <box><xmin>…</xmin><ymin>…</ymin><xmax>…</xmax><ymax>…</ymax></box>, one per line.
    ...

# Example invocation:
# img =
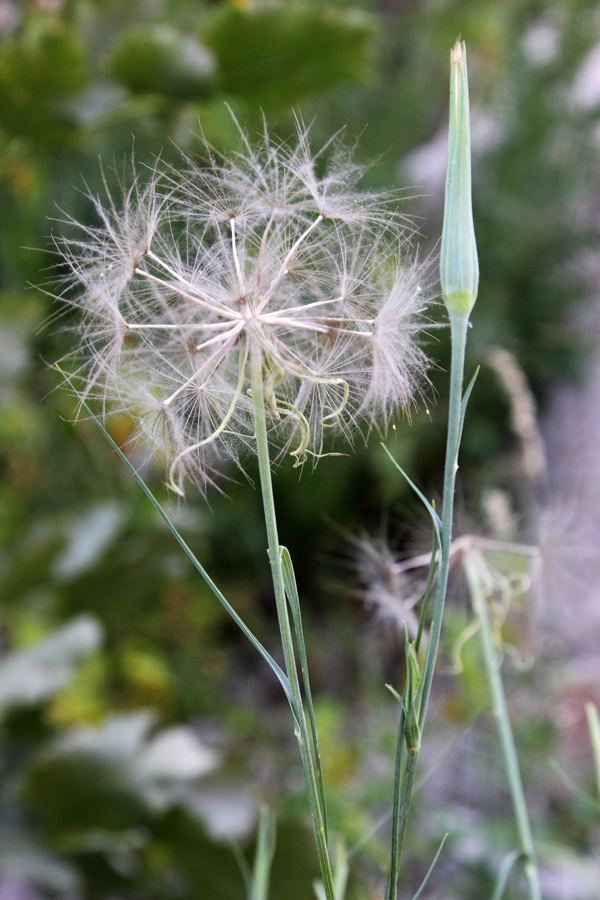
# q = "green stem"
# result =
<box><xmin>418</xmin><ymin>310</ymin><xmax>468</xmax><ymax>721</ymax></box>
<box><xmin>385</xmin><ymin>747</ymin><xmax>419</xmax><ymax>900</ymax></box>
<box><xmin>250</xmin><ymin>343</ymin><xmax>335</xmax><ymax>900</ymax></box>
<box><xmin>386</xmin><ymin>310</ymin><xmax>469</xmax><ymax>898</ymax></box>
<box><xmin>465</xmin><ymin>550</ymin><xmax>541</xmax><ymax>900</ymax></box>
<box><xmin>385</xmin><ymin>709</ymin><xmax>407</xmax><ymax>900</ymax></box>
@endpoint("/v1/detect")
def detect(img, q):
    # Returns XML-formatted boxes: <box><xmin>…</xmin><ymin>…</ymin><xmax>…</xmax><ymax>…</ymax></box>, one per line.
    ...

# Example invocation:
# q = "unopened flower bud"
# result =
<box><xmin>440</xmin><ymin>40</ymin><xmax>479</xmax><ymax>319</ymax></box>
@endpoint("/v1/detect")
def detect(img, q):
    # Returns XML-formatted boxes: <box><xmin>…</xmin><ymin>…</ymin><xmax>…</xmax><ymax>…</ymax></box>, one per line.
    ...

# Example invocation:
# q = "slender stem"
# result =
<box><xmin>386</xmin><ymin>310</ymin><xmax>469</xmax><ymax>897</ymax></box>
<box><xmin>465</xmin><ymin>550</ymin><xmax>541</xmax><ymax>900</ymax></box>
<box><xmin>394</xmin><ymin>749</ymin><xmax>419</xmax><ymax>862</ymax></box>
<box><xmin>385</xmin><ymin>738</ymin><xmax>418</xmax><ymax>900</ymax></box>
<box><xmin>418</xmin><ymin>310</ymin><xmax>468</xmax><ymax>721</ymax></box>
<box><xmin>249</xmin><ymin>343</ymin><xmax>335</xmax><ymax>900</ymax></box>
<box><xmin>385</xmin><ymin>708</ymin><xmax>407</xmax><ymax>900</ymax></box>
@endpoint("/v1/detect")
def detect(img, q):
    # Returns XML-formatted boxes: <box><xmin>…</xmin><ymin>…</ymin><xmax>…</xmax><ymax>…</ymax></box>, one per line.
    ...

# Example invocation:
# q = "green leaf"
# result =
<box><xmin>385</xmin><ymin>684</ymin><xmax>405</xmax><ymax>709</ymax></box>
<box><xmin>411</xmin><ymin>833</ymin><xmax>448</xmax><ymax>900</ymax></box>
<box><xmin>106</xmin><ymin>25</ymin><xmax>215</xmax><ymax>100</ymax></box>
<box><xmin>458</xmin><ymin>366</ymin><xmax>480</xmax><ymax>445</ymax></box>
<box><xmin>280</xmin><ymin>546</ymin><xmax>328</xmax><ymax>842</ymax></box>
<box><xmin>490</xmin><ymin>848</ymin><xmax>522</xmax><ymax>900</ymax></box>
<box><xmin>415</xmin><ymin>524</ymin><xmax>437</xmax><ymax>655</ymax></box>
<box><xmin>380</xmin><ymin>444</ymin><xmax>442</xmax><ymax>544</ymax></box>
<box><xmin>204</xmin><ymin>5</ymin><xmax>377</xmax><ymax>106</ymax></box>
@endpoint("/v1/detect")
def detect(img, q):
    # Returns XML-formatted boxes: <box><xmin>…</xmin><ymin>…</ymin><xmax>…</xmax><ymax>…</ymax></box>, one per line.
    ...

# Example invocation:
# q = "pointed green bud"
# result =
<box><xmin>440</xmin><ymin>41</ymin><xmax>479</xmax><ymax>319</ymax></box>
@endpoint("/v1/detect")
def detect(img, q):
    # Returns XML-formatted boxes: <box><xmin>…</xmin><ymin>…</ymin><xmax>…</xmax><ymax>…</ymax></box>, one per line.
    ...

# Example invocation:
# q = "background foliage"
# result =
<box><xmin>2</xmin><ymin>1</ymin><xmax>600</xmax><ymax>897</ymax></box>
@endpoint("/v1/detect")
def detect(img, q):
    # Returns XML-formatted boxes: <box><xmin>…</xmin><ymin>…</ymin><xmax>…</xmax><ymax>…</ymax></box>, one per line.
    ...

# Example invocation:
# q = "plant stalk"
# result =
<box><xmin>418</xmin><ymin>310</ymin><xmax>468</xmax><ymax>721</ymax></box>
<box><xmin>465</xmin><ymin>550</ymin><xmax>541</xmax><ymax>900</ymax></box>
<box><xmin>386</xmin><ymin>310</ymin><xmax>469</xmax><ymax>898</ymax></box>
<box><xmin>250</xmin><ymin>343</ymin><xmax>335</xmax><ymax>900</ymax></box>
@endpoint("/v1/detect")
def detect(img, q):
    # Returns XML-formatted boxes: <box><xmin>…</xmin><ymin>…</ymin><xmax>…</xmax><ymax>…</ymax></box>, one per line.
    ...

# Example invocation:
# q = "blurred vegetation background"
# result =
<box><xmin>2</xmin><ymin>0</ymin><xmax>600</xmax><ymax>897</ymax></box>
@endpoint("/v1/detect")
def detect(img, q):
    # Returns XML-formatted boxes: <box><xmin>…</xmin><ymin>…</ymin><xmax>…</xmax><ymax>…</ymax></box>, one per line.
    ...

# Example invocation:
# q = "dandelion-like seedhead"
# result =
<box><xmin>353</xmin><ymin>534</ymin><xmax>422</xmax><ymax>638</ymax></box>
<box><xmin>56</xmin><ymin>119</ymin><xmax>432</xmax><ymax>492</ymax></box>
<box><xmin>353</xmin><ymin>526</ymin><xmax>541</xmax><ymax>668</ymax></box>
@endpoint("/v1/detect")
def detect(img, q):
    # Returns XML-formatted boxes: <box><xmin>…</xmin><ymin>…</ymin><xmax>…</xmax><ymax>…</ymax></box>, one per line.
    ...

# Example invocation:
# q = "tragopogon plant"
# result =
<box><xmin>55</xmin><ymin>113</ymin><xmax>433</xmax><ymax>899</ymax></box>
<box><xmin>53</xmin><ymin>43</ymin><xmax>505</xmax><ymax>900</ymax></box>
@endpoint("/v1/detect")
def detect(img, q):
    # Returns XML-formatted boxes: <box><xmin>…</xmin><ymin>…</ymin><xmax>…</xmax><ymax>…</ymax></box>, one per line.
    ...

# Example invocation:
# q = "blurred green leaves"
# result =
<box><xmin>0</xmin><ymin>15</ymin><xmax>88</xmax><ymax>143</ymax></box>
<box><xmin>106</xmin><ymin>26</ymin><xmax>214</xmax><ymax>100</ymax></box>
<box><xmin>22</xmin><ymin>710</ymin><xmax>220</xmax><ymax>832</ymax></box>
<box><xmin>3</xmin><ymin>1</ymin><xmax>600</xmax><ymax>896</ymax></box>
<box><xmin>0</xmin><ymin>616</ymin><xmax>102</xmax><ymax>716</ymax></box>
<box><xmin>204</xmin><ymin>4</ymin><xmax>377</xmax><ymax>106</ymax></box>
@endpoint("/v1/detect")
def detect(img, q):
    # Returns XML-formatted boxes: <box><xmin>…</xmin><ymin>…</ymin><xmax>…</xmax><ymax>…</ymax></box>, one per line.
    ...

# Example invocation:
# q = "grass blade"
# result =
<box><xmin>458</xmin><ymin>366</ymin><xmax>480</xmax><ymax>444</ymax></box>
<box><xmin>490</xmin><ymin>848</ymin><xmax>522</xmax><ymax>900</ymax></box>
<box><xmin>380</xmin><ymin>444</ymin><xmax>442</xmax><ymax>544</ymax></box>
<box><xmin>415</xmin><ymin>524</ymin><xmax>438</xmax><ymax>655</ymax></box>
<box><xmin>385</xmin><ymin>684</ymin><xmax>406</xmax><ymax>709</ymax></box>
<box><xmin>333</xmin><ymin>837</ymin><xmax>349</xmax><ymax>900</ymax></box>
<box><xmin>411</xmin><ymin>833</ymin><xmax>448</xmax><ymax>900</ymax></box>
<box><xmin>280</xmin><ymin>545</ymin><xmax>328</xmax><ymax>842</ymax></box>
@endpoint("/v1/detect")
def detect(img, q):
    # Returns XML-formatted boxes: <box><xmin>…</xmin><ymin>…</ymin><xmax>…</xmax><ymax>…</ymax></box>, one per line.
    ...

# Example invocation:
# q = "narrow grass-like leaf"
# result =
<box><xmin>550</xmin><ymin>758</ymin><xmax>600</xmax><ymax>810</ymax></box>
<box><xmin>251</xmin><ymin>805</ymin><xmax>277</xmax><ymax>900</ymax></box>
<box><xmin>490</xmin><ymin>848</ymin><xmax>522</xmax><ymax>900</ymax></box>
<box><xmin>415</xmin><ymin>524</ymin><xmax>437</xmax><ymax>655</ymax></box>
<box><xmin>230</xmin><ymin>842</ymin><xmax>252</xmax><ymax>897</ymax></box>
<box><xmin>280</xmin><ymin>545</ymin><xmax>328</xmax><ymax>842</ymax></box>
<box><xmin>58</xmin><ymin>368</ymin><xmax>292</xmax><ymax>708</ymax></box>
<box><xmin>333</xmin><ymin>837</ymin><xmax>349</xmax><ymax>900</ymax></box>
<box><xmin>411</xmin><ymin>833</ymin><xmax>448</xmax><ymax>900</ymax></box>
<box><xmin>385</xmin><ymin>684</ymin><xmax>406</xmax><ymax>709</ymax></box>
<box><xmin>313</xmin><ymin>882</ymin><xmax>327</xmax><ymax>900</ymax></box>
<box><xmin>380</xmin><ymin>444</ymin><xmax>442</xmax><ymax>543</ymax></box>
<box><xmin>458</xmin><ymin>366</ymin><xmax>480</xmax><ymax>445</ymax></box>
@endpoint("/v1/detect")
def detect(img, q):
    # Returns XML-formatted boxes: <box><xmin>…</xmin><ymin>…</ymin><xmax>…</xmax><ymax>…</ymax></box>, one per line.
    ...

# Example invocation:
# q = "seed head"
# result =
<box><xmin>55</xmin><ymin>118</ymin><xmax>432</xmax><ymax>492</ymax></box>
